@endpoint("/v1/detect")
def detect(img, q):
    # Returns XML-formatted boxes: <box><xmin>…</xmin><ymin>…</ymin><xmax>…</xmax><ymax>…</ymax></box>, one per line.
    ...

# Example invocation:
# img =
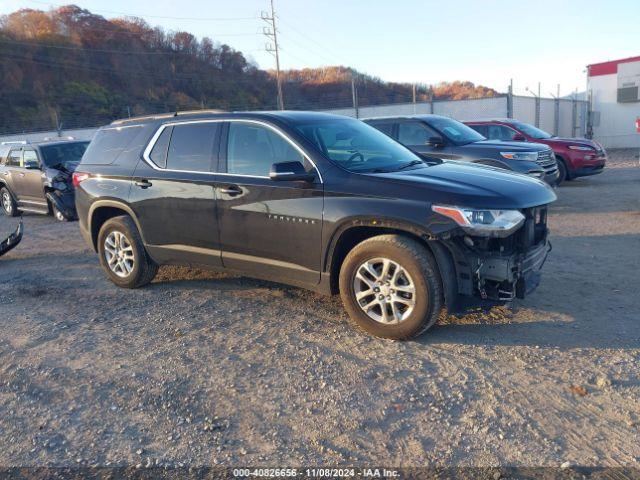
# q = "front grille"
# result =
<box><xmin>536</xmin><ymin>149</ymin><xmax>558</xmax><ymax>173</ymax></box>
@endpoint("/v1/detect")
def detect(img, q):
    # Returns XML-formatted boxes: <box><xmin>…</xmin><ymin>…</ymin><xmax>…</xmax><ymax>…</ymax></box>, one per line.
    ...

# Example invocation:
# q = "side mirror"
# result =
<box><xmin>24</xmin><ymin>160</ymin><xmax>40</xmax><ymax>170</ymax></box>
<box><xmin>269</xmin><ymin>161</ymin><xmax>315</xmax><ymax>182</ymax></box>
<box><xmin>426</xmin><ymin>136</ymin><xmax>444</xmax><ymax>147</ymax></box>
<box><xmin>512</xmin><ymin>134</ymin><xmax>526</xmax><ymax>141</ymax></box>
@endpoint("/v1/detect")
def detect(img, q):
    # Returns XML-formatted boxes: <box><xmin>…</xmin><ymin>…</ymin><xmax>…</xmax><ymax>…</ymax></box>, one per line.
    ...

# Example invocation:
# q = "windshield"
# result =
<box><xmin>426</xmin><ymin>116</ymin><xmax>486</xmax><ymax>145</ymax></box>
<box><xmin>294</xmin><ymin>118</ymin><xmax>424</xmax><ymax>173</ymax></box>
<box><xmin>40</xmin><ymin>142</ymin><xmax>89</xmax><ymax>169</ymax></box>
<box><xmin>511</xmin><ymin>121</ymin><xmax>553</xmax><ymax>139</ymax></box>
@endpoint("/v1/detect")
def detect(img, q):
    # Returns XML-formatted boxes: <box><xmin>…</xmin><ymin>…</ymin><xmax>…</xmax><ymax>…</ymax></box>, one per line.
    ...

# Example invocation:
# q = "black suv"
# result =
<box><xmin>364</xmin><ymin>115</ymin><xmax>559</xmax><ymax>185</ymax></box>
<box><xmin>75</xmin><ymin>111</ymin><xmax>556</xmax><ymax>340</ymax></box>
<box><xmin>0</xmin><ymin>139</ymin><xmax>89</xmax><ymax>221</ymax></box>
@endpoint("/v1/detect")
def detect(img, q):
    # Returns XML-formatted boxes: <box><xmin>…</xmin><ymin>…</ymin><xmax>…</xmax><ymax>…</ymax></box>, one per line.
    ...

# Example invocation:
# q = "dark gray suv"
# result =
<box><xmin>0</xmin><ymin>139</ymin><xmax>89</xmax><ymax>221</ymax></box>
<box><xmin>364</xmin><ymin>115</ymin><xmax>559</xmax><ymax>185</ymax></box>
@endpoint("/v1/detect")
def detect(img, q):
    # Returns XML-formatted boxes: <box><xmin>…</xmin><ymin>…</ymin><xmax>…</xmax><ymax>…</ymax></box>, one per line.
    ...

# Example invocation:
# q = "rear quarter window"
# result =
<box><xmin>81</xmin><ymin>125</ymin><xmax>146</xmax><ymax>165</ymax></box>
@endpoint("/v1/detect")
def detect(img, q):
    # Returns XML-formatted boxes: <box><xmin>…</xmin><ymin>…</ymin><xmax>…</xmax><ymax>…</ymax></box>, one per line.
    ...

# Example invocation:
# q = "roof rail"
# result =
<box><xmin>110</xmin><ymin>113</ymin><xmax>175</xmax><ymax>125</ymax></box>
<box><xmin>1</xmin><ymin>140</ymin><xmax>28</xmax><ymax>145</ymax></box>
<box><xmin>175</xmin><ymin>109</ymin><xmax>226</xmax><ymax>116</ymax></box>
<box><xmin>110</xmin><ymin>109</ymin><xmax>227</xmax><ymax>126</ymax></box>
<box><xmin>43</xmin><ymin>136</ymin><xmax>75</xmax><ymax>141</ymax></box>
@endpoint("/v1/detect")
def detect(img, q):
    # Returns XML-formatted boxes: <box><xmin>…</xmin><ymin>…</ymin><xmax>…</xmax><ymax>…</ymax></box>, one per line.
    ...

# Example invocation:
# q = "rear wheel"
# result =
<box><xmin>339</xmin><ymin>234</ymin><xmax>443</xmax><ymax>340</ymax></box>
<box><xmin>97</xmin><ymin>215</ymin><xmax>158</xmax><ymax>288</ymax></box>
<box><xmin>1</xmin><ymin>187</ymin><xmax>19</xmax><ymax>217</ymax></box>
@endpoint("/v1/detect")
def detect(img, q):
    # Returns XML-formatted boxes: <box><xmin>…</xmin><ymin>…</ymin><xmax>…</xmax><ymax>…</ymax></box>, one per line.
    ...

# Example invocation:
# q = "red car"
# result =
<box><xmin>465</xmin><ymin>119</ymin><xmax>607</xmax><ymax>184</ymax></box>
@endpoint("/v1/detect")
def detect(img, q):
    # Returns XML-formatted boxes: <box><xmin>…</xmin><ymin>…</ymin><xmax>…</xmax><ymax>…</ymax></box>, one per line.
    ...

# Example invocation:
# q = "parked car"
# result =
<box><xmin>364</xmin><ymin>115</ymin><xmax>559</xmax><ymax>185</ymax></box>
<box><xmin>465</xmin><ymin>119</ymin><xmax>607</xmax><ymax>184</ymax></box>
<box><xmin>0</xmin><ymin>139</ymin><xmax>89</xmax><ymax>221</ymax></box>
<box><xmin>75</xmin><ymin>111</ymin><xmax>556</xmax><ymax>340</ymax></box>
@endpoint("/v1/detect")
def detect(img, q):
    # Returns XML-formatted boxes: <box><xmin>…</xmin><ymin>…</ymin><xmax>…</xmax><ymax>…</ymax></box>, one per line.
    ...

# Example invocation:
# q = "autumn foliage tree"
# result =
<box><xmin>0</xmin><ymin>5</ymin><xmax>499</xmax><ymax>134</ymax></box>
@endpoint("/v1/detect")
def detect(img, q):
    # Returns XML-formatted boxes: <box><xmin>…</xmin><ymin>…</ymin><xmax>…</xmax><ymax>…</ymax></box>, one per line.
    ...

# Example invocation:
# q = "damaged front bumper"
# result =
<box><xmin>435</xmin><ymin>206</ymin><xmax>551</xmax><ymax>310</ymax></box>
<box><xmin>474</xmin><ymin>240</ymin><xmax>551</xmax><ymax>301</ymax></box>
<box><xmin>0</xmin><ymin>219</ymin><xmax>23</xmax><ymax>257</ymax></box>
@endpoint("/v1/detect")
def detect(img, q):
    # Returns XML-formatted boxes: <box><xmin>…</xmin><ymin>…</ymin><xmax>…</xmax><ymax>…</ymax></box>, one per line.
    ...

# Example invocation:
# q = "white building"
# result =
<box><xmin>588</xmin><ymin>55</ymin><xmax>640</xmax><ymax>148</ymax></box>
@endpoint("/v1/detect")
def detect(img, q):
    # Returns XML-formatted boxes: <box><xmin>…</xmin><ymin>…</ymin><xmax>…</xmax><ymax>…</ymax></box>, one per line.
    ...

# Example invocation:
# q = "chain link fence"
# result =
<box><xmin>0</xmin><ymin>80</ymin><xmax>589</xmax><ymax>142</ymax></box>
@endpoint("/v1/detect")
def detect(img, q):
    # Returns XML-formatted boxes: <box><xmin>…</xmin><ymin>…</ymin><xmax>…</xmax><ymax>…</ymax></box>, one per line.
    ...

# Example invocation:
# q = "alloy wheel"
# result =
<box><xmin>2</xmin><ymin>192</ymin><xmax>12</xmax><ymax>214</ymax></box>
<box><xmin>353</xmin><ymin>257</ymin><xmax>416</xmax><ymax>324</ymax></box>
<box><xmin>104</xmin><ymin>230</ymin><xmax>135</xmax><ymax>278</ymax></box>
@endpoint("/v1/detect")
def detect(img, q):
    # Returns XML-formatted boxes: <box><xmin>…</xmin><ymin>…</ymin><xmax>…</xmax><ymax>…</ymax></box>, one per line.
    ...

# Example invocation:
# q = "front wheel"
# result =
<box><xmin>1</xmin><ymin>187</ymin><xmax>19</xmax><ymax>217</ymax></box>
<box><xmin>339</xmin><ymin>234</ymin><xmax>443</xmax><ymax>340</ymax></box>
<box><xmin>556</xmin><ymin>158</ymin><xmax>569</xmax><ymax>184</ymax></box>
<box><xmin>97</xmin><ymin>215</ymin><xmax>158</xmax><ymax>288</ymax></box>
<box><xmin>52</xmin><ymin>205</ymin><xmax>68</xmax><ymax>222</ymax></box>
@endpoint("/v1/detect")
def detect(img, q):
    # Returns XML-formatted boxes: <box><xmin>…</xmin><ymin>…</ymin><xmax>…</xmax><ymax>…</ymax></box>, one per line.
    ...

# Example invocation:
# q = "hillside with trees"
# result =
<box><xmin>0</xmin><ymin>5</ymin><xmax>499</xmax><ymax>134</ymax></box>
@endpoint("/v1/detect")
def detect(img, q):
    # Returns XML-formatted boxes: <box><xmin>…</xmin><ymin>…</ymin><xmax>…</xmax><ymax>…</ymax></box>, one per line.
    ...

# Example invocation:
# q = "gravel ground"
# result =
<box><xmin>0</xmin><ymin>150</ymin><xmax>639</xmax><ymax>470</ymax></box>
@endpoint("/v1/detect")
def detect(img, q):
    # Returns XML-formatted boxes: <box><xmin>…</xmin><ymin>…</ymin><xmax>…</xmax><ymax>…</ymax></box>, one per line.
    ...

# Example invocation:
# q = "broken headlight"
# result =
<box><xmin>432</xmin><ymin>205</ymin><xmax>525</xmax><ymax>238</ymax></box>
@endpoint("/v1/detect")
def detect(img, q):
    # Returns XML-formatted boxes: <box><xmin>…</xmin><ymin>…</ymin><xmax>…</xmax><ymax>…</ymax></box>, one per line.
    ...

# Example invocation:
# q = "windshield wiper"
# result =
<box><xmin>395</xmin><ymin>160</ymin><xmax>425</xmax><ymax>171</ymax></box>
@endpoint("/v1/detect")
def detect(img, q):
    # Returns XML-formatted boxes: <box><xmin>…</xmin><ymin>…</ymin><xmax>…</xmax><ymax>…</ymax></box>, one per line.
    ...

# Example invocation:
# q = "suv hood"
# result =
<box><xmin>472</xmin><ymin>140</ymin><xmax>550</xmax><ymax>151</ymax></box>
<box><xmin>545</xmin><ymin>137</ymin><xmax>603</xmax><ymax>149</ymax></box>
<box><xmin>370</xmin><ymin>161</ymin><xmax>557</xmax><ymax>210</ymax></box>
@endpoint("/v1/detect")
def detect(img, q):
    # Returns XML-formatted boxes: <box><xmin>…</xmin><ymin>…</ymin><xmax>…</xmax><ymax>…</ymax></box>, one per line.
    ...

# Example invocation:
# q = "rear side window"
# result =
<box><xmin>0</xmin><ymin>145</ymin><xmax>10</xmax><ymax>165</ymax></box>
<box><xmin>82</xmin><ymin>125</ymin><xmax>143</xmax><ymax>165</ymax></box>
<box><xmin>6</xmin><ymin>149</ymin><xmax>22</xmax><ymax>167</ymax></box>
<box><xmin>166</xmin><ymin>123</ymin><xmax>218</xmax><ymax>172</ymax></box>
<box><xmin>149</xmin><ymin>126</ymin><xmax>172</xmax><ymax>168</ymax></box>
<box><xmin>370</xmin><ymin>122</ymin><xmax>395</xmax><ymax>138</ymax></box>
<box><xmin>469</xmin><ymin>124</ymin><xmax>488</xmax><ymax>136</ymax></box>
<box><xmin>226</xmin><ymin>122</ymin><xmax>303</xmax><ymax>177</ymax></box>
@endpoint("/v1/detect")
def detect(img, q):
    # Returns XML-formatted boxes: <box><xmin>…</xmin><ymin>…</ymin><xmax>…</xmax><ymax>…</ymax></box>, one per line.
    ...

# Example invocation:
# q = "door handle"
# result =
<box><xmin>219</xmin><ymin>185</ymin><xmax>242</xmax><ymax>196</ymax></box>
<box><xmin>18</xmin><ymin>173</ymin><xmax>25</xmax><ymax>177</ymax></box>
<box><xmin>134</xmin><ymin>179</ymin><xmax>153</xmax><ymax>189</ymax></box>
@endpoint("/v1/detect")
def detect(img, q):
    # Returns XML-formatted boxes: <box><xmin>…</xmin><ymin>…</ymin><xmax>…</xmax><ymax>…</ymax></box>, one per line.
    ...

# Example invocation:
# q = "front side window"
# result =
<box><xmin>166</xmin><ymin>123</ymin><xmax>218</xmax><ymax>172</ymax></box>
<box><xmin>6</xmin><ymin>149</ymin><xmax>22</xmax><ymax>167</ymax></box>
<box><xmin>398</xmin><ymin>122</ymin><xmax>437</xmax><ymax>145</ymax></box>
<box><xmin>510</xmin><ymin>121</ymin><xmax>553</xmax><ymax>139</ymax></box>
<box><xmin>487</xmin><ymin>125</ymin><xmax>517</xmax><ymax>141</ymax></box>
<box><xmin>426</xmin><ymin>117</ymin><xmax>486</xmax><ymax>145</ymax></box>
<box><xmin>227</xmin><ymin>122</ymin><xmax>304</xmax><ymax>177</ymax></box>
<box><xmin>22</xmin><ymin>149</ymin><xmax>39</xmax><ymax>167</ymax></box>
<box><xmin>294</xmin><ymin>118</ymin><xmax>422</xmax><ymax>173</ymax></box>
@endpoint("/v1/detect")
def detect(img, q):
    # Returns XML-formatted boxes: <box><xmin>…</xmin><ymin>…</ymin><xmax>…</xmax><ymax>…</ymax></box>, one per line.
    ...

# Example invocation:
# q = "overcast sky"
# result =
<box><xmin>2</xmin><ymin>0</ymin><xmax>638</xmax><ymax>96</ymax></box>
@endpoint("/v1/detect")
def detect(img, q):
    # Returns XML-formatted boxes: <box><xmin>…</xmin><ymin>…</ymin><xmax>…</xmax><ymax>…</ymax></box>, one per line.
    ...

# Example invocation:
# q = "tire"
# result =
<box><xmin>556</xmin><ymin>158</ymin><xmax>569</xmax><ymax>184</ymax></box>
<box><xmin>1</xmin><ymin>187</ymin><xmax>19</xmax><ymax>217</ymax></box>
<box><xmin>97</xmin><ymin>215</ymin><xmax>158</xmax><ymax>288</ymax></box>
<box><xmin>339</xmin><ymin>234</ymin><xmax>443</xmax><ymax>340</ymax></box>
<box><xmin>52</xmin><ymin>205</ymin><xmax>68</xmax><ymax>222</ymax></box>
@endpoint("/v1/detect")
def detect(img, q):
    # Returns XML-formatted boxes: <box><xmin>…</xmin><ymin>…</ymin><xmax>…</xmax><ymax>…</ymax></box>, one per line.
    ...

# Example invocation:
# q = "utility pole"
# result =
<box><xmin>412</xmin><ymin>83</ymin><xmax>417</xmax><ymax>114</ymax></box>
<box><xmin>262</xmin><ymin>0</ymin><xmax>284</xmax><ymax>110</ymax></box>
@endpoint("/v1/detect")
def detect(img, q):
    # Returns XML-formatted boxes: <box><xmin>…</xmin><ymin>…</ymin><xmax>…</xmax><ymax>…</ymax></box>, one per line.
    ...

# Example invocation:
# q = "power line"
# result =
<box><xmin>24</xmin><ymin>0</ymin><xmax>258</xmax><ymax>21</ymax></box>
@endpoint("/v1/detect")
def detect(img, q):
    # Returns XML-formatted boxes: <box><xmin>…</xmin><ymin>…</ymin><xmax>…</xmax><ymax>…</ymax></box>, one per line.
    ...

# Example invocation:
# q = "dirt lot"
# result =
<box><xmin>0</xmin><ymin>150</ymin><xmax>639</xmax><ymax>470</ymax></box>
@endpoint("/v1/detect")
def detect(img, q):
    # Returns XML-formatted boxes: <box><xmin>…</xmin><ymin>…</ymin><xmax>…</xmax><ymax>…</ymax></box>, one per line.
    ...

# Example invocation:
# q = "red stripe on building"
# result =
<box><xmin>588</xmin><ymin>55</ymin><xmax>640</xmax><ymax>77</ymax></box>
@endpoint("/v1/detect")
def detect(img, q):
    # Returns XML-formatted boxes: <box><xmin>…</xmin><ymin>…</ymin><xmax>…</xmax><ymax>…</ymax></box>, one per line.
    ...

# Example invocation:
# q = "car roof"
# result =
<box><xmin>1</xmin><ymin>139</ymin><xmax>89</xmax><ymax>148</ymax></box>
<box><xmin>109</xmin><ymin>110</ymin><xmax>349</xmax><ymax>127</ymax></box>
<box><xmin>463</xmin><ymin>118</ymin><xmax>517</xmax><ymax>124</ymax></box>
<box><xmin>362</xmin><ymin>114</ymin><xmax>451</xmax><ymax>122</ymax></box>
